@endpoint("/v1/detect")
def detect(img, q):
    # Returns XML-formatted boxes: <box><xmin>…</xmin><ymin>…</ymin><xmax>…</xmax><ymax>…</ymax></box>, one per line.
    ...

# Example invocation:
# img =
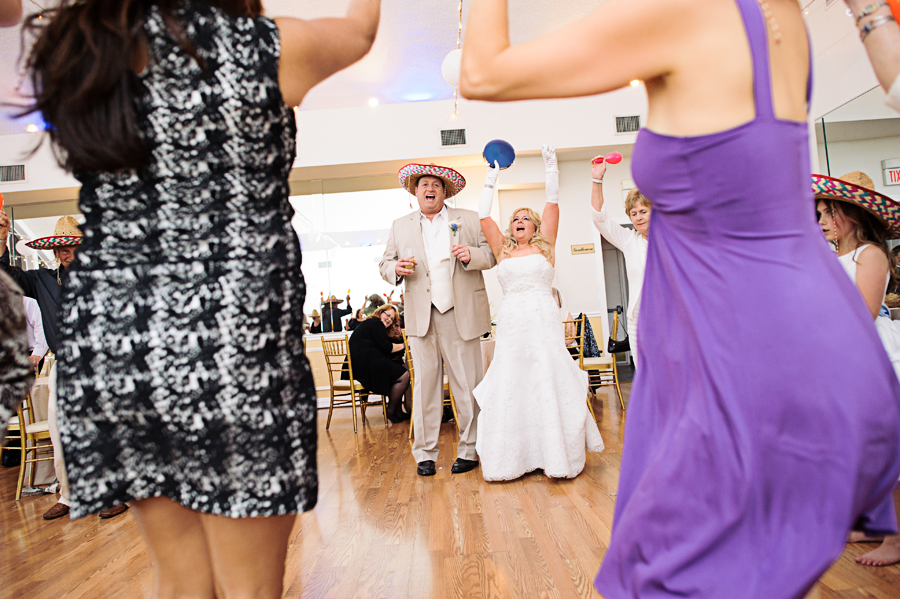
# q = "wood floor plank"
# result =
<box><xmin>3</xmin><ymin>383</ymin><xmax>900</xmax><ymax>598</ymax></box>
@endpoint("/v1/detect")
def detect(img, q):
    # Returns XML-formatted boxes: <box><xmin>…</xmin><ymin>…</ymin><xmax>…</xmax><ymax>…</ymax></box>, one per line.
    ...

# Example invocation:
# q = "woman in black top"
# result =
<box><xmin>346</xmin><ymin>309</ymin><xmax>364</xmax><ymax>331</ymax></box>
<box><xmin>348</xmin><ymin>305</ymin><xmax>409</xmax><ymax>422</ymax></box>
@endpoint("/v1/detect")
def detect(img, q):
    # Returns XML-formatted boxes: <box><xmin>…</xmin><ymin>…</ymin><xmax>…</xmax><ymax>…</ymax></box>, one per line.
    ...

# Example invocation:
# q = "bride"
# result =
<box><xmin>474</xmin><ymin>144</ymin><xmax>604</xmax><ymax>481</ymax></box>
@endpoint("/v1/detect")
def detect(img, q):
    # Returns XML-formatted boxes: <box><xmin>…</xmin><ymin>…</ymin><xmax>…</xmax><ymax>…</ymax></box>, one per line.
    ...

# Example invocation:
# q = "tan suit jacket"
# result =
<box><xmin>380</xmin><ymin>207</ymin><xmax>496</xmax><ymax>341</ymax></box>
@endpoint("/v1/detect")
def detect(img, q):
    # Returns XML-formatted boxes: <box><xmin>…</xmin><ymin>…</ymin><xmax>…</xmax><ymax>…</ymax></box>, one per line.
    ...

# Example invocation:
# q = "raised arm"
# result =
<box><xmin>0</xmin><ymin>0</ymin><xmax>21</xmax><ymax>27</ymax></box>
<box><xmin>275</xmin><ymin>0</ymin><xmax>381</xmax><ymax>108</ymax></box>
<box><xmin>844</xmin><ymin>0</ymin><xmax>900</xmax><ymax>96</ymax></box>
<box><xmin>540</xmin><ymin>144</ymin><xmax>559</xmax><ymax>247</ymax></box>
<box><xmin>478</xmin><ymin>162</ymin><xmax>504</xmax><ymax>259</ymax></box>
<box><xmin>460</xmin><ymin>0</ymin><xmax>681</xmax><ymax>102</ymax></box>
<box><xmin>590</xmin><ymin>156</ymin><xmax>607</xmax><ymax>212</ymax></box>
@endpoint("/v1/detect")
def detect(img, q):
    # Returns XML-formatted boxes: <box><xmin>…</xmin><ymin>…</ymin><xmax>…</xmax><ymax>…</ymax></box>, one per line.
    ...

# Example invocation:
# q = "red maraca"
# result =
<box><xmin>591</xmin><ymin>152</ymin><xmax>623</xmax><ymax>165</ymax></box>
<box><xmin>0</xmin><ymin>192</ymin><xmax>4</xmax><ymax>209</ymax></box>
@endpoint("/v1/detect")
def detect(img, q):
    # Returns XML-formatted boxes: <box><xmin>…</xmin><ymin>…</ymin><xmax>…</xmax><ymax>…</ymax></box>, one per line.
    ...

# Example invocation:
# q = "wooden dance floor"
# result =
<box><xmin>2</xmin><ymin>384</ymin><xmax>899</xmax><ymax>598</ymax></box>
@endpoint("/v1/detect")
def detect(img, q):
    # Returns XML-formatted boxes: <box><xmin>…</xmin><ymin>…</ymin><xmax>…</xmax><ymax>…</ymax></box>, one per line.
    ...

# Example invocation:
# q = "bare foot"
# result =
<box><xmin>855</xmin><ymin>535</ymin><xmax>900</xmax><ymax>566</ymax></box>
<box><xmin>847</xmin><ymin>530</ymin><xmax>884</xmax><ymax>543</ymax></box>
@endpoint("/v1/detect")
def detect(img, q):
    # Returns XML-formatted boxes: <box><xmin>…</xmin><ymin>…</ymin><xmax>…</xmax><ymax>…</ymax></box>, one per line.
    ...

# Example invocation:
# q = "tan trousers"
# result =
<box><xmin>47</xmin><ymin>362</ymin><xmax>71</xmax><ymax>506</ymax></box>
<box><xmin>409</xmin><ymin>307</ymin><xmax>483</xmax><ymax>463</ymax></box>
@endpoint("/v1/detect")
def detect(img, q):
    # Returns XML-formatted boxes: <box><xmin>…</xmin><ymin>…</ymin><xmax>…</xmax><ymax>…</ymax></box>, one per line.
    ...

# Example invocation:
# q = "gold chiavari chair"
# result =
<box><xmin>562</xmin><ymin>314</ymin><xmax>626</xmax><ymax>416</ymax></box>
<box><xmin>321</xmin><ymin>335</ymin><xmax>387</xmax><ymax>433</ymax></box>
<box><xmin>15</xmin><ymin>390</ymin><xmax>54</xmax><ymax>500</ymax></box>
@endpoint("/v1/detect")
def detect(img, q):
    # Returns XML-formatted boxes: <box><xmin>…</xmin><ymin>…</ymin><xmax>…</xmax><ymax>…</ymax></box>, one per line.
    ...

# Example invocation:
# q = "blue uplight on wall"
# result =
<box><xmin>401</xmin><ymin>92</ymin><xmax>435</xmax><ymax>102</ymax></box>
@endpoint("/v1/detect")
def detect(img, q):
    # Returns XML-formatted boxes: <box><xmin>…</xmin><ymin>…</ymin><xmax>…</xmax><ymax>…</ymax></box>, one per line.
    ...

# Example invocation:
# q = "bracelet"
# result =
<box><xmin>591</xmin><ymin>178</ymin><xmax>604</xmax><ymax>184</ymax></box>
<box><xmin>856</xmin><ymin>1</ymin><xmax>888</xmax><ymax>22</ymax></box>
<box><xmin>860</xmin><ymin>14</ymin><xmax>896</xmax><ymax>40</ymax></box>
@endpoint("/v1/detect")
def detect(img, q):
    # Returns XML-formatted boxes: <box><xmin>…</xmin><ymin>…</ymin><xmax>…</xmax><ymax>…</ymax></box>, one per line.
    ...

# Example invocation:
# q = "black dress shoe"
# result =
<box><xmin>417</xmin><ymin>460</ymin><xmax>436</xmax><ymax>476</ymax></box>
<box><xmin>451</xmin><ymin>458</ymin><xmax>479</xmax><ymax>474</ymax></box>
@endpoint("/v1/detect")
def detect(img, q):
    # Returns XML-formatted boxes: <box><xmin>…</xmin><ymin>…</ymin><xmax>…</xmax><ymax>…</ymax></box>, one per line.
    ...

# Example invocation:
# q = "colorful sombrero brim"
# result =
<box><xmin>25</xmin><ymin>236</ymin><xmax>82</xmax><ymax>250</ymax></box>
<box><xmin>398</xmin><ymin>164</ymin><xmax>466</xmax><ymax>198</ymax></box>
<box><xmin>812</xmin><ymin>174</ymin><xmax>900</xmax><ymax>239</ymax></box>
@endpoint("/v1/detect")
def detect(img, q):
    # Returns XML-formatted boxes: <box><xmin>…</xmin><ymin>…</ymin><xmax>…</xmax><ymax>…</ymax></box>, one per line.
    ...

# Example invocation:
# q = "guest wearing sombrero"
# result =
<box><xmin>0</xmin><ymin>212</ymin><xmax>127</xmax><ymax>520</ymax></box>
<box><xmin>321</xmin><ymin>294</ymin><xmax>352</xmax><ymax>333</ymax></box>
<box><xmin>380</xmin><ymin>163</ymin><xmax>496</xmax><ymax>476</ymax></box>
<box><xmin>309</xmin><ymin>310</ymin><xmax>322</xmax><ymax>334</ymax></box>
<box><xmin>814</xmin><ymin>171</ymin><xmax>900</xmax><ymax>567</ymax></box>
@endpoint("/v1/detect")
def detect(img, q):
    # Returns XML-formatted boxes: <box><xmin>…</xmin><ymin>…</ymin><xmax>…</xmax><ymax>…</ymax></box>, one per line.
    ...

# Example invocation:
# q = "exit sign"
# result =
<box><xmin>884</xmin><ymin>159</ymin><xmax>900</xmax><ymax>186</ymax></box>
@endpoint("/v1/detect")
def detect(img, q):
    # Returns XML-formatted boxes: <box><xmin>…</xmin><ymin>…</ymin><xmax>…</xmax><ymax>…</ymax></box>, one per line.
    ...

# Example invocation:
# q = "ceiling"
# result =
<box><xmin>0</xmin><ymin>0</ymin><xmax>604</xmax><ymax>136</ymax></box>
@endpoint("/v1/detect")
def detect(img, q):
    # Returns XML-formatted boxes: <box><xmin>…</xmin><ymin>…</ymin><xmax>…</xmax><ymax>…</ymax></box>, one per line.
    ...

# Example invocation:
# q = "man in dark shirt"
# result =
<box><xmin>321</xmin><ymin>294</ymin><xmax>352</xmax><ymax>333</ymax></box>
<box><xmin>0</xmin><ymin>210</ymin><xmax>128</xmax><ymax>521</ymax></box>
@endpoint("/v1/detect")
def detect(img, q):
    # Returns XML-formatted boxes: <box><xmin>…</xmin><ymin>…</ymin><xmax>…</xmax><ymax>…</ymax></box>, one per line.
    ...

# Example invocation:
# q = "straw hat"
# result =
<box><xmin>812</xmin><ymin>172</ymin><xmax>900</xmax><ymax>238</ymax></box>
<box><xmin>311</xmin><ymin>310</ymin><xmax>320</xmax><ymax>318</ymax></box>
<box><xmin>26</xmin><ymin>216</ymin><xmax>83</xmax><ymax>249</ymax></box>
<box><xmin>323</xmin><ymin>295</ymin><xmax>345</xmax><ymax>305</ymax></box>
<box><xmin>398</xmin><ymin>164</ymin><xmax>466</xmax><ymax>198</ymax></box>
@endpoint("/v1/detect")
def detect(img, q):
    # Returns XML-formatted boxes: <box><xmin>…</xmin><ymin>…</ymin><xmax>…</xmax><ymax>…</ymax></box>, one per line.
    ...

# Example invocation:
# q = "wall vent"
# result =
<box><xmin>440</xmin><ymin>128</ymin><xmax>467</xmax><ymax>147</ymax></box>
<box><xmin>615</xmin><ymin>116</ymin><xmax>641</xmax><ymax>134</ymax></box>
<box><xmin>0</xmin><ymin>164</ymin><xmax>25</xmax><ymax>183</ymax></box>
<box><xmin>317</xmin><ymin>261</ymin><xmax>332</xmax><ymax>269</ymax></box>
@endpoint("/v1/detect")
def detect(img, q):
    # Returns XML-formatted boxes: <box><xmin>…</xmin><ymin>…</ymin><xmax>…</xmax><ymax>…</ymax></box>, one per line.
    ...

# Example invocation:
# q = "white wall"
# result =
<box><xmin>816</xmin><ymin>136</ymin><xmax>900</xmax><ymax>200</ymax></box>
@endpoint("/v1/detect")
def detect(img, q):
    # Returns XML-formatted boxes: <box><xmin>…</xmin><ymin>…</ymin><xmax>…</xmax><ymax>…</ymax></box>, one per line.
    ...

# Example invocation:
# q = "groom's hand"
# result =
<box><xmin>451</xmin><ymin>244</ymin><xmax>471</xmax><ymax>264</ymax></box>
<box><xmin>395</xmin><ymin>258</ymin><xmax>416</xmax><ymax>276</ymax></box>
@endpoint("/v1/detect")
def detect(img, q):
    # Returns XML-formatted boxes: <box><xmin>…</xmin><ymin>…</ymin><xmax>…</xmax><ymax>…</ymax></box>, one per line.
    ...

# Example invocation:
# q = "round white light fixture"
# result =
<box><xmin>25</xmin><ymin>124</ymin><xmax>39</xmax><ymax>133</ymax></box>
<box><xmin>16</xmin><ymin>240</ymin><xmax>36</xmax><ymax>257</ymax></box>
<box><xmin>441</xmin><ymin>49</ymin><xmax>462</xmax><ymax>89</ymax></box>
<box><xmin>630</xmin><ymin>80</ymin><xmax>641</xmax><ymax>87</ymax></box>
<box><xmin>368</xmin><ymin>98</ymin><xmax>379</xmax><ymax>107</ymax></box>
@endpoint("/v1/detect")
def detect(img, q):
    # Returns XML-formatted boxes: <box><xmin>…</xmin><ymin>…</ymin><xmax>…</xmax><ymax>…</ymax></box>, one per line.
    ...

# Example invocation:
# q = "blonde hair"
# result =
<box><xmin>624</xmin><ymin>189</ymin><xmax>651</xmax><ymax>215</ymax></box>
<box><xmin>501</xmin><ymin>207</ymin><xmax>554</xmax><ymax>261</ymax></box>
<box><xmin>369</xmin><ymin>304</ymin><xmax>399</xmax><ymax>322</ymax></box>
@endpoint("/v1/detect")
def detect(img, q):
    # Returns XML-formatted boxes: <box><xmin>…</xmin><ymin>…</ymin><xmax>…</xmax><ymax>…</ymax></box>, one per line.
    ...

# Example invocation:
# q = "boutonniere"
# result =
<box><xmin>449</xmin><ymin>218</ymin><xmax>462</xmax><ymax>238</ymax></box>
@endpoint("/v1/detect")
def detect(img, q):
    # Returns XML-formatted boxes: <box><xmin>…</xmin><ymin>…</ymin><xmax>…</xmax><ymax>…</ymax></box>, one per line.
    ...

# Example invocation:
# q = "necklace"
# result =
<box><xmin>756</xmin><ymin>0</ymin><xmax>783</xmax><ymax>44</ymax></box>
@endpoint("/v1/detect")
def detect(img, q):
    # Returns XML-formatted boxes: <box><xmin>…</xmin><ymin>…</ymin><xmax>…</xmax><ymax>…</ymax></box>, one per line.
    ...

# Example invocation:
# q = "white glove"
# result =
<box><xmin>542</xmin><ymin>143</ymin><xmax>559</xmax><ymax>204</ymax></box>
<box><xmin>479</xmin><ymin>160</ymin><xmax>500</xmax><ymax>219</ymax></box>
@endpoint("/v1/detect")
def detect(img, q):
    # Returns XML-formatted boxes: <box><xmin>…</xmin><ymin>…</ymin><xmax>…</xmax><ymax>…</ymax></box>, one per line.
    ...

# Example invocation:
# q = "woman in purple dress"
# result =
<box><xmin>461</xmin><ymin>0</ymin><xmax>900</xmax><ymax>597</ymax></box>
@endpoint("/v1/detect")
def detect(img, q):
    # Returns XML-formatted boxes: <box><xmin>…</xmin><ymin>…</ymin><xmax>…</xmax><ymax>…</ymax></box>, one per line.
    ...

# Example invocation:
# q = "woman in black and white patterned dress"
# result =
<box><xmin>23</xmin><ymin>0</ymin><xmax>380</xmax><ymax>595</ymax></box>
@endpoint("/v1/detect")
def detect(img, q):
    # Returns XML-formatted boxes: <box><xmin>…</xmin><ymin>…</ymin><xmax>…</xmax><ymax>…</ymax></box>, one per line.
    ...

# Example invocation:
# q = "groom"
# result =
<box><xmin>380</xmin><ymin>164</ymin><xmax>496</xmax><ymax>476</ymax></box>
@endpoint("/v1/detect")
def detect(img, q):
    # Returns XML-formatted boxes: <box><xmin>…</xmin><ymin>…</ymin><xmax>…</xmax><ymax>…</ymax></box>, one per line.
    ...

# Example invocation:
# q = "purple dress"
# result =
<box><xmin>594</xmin><ymin>1</ymin><xmax>900</xmax><ymax>597</ymax></box>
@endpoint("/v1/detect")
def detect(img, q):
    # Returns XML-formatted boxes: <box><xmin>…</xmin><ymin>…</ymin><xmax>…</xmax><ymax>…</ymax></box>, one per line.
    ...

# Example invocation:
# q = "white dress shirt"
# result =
<box><xmin>591</xmin><ymin>206</ymin><xmax>648</xmax><ymax>327</ymax></box>
<box><xmin>420</xmin><ymin>205</ymin><xmax>454</xmax><ymax>312</ymax></box>
<box><xmin>23</xmin><ymin>296</ymin><xmax>48</xmax><ymax>358</ymax></box>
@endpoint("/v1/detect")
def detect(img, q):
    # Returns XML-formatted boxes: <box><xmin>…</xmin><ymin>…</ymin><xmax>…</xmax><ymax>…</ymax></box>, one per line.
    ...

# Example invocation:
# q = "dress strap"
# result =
<box><xmin>733</xmin><ymin>0</ymin><xmax>775</xmax><ymax>118</ymax></box>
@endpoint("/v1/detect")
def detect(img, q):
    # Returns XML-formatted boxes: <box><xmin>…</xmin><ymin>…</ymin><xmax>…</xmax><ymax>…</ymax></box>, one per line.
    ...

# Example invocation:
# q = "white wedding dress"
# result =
<box><xmin>474</xmin><ymin>254</ymin><xmax>604</xmax><ymax>481</ymax></box>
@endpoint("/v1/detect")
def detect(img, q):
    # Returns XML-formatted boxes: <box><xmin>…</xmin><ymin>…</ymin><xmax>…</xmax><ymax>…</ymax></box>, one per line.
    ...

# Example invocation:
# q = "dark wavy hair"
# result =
<box><xmin>22</xmin><ymin>0</ymin><xmax>263</xmax><ymax>173</ymax></box>
<box><xmin>822</xmin><ymin>199</ymin><xmax>898</xmax><ymax>291</ymax></box>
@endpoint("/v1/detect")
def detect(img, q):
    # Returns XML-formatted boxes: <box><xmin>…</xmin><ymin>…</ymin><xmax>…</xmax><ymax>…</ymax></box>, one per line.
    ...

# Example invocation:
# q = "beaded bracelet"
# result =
<box><xmin>856</xmin><ymin>2</ymin><xmax>889</xmax><ymax>22</ymax></box>
<box><xmin>860</xmin><ymin>14</ymin><xmax>897</xmax><ymax>41</ymax></box>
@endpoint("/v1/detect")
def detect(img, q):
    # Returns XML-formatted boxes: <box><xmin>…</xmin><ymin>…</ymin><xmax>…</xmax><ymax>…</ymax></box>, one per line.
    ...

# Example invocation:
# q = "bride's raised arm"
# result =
<box><xmin>479</xmin><ymin>162</ymin><xmax>505</xmax><ymax>260</ymax></box>
<box><xmin>540</xmin><ymin>144</ymin><xmax>560</xmax><ymax>249</ymax></box>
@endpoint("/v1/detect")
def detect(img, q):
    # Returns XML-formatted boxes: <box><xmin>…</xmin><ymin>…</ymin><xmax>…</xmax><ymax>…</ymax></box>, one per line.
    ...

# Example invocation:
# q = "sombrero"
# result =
<box><xmin>311</xmin><ymin>310</ymin><xmax>320</xmax><ymax>318</ymax></box>
<box><xmin>323</xmin><ymin>295</ymin><xmax>344</xmax><ymax>304</ymax></box>
<box><xmin>26</xmin><ymin>216</ymin><xmax>82</xmax><ymax>249</ymax></box>
<box><xmin>812</xmin><ymin>172</ymin><xmax>900</xmax><ymax>238</ymax></box>
<box><xmin>398</xmin><ymin>164</ymin><xmax>466</xmax><ymax>198</ymax></box>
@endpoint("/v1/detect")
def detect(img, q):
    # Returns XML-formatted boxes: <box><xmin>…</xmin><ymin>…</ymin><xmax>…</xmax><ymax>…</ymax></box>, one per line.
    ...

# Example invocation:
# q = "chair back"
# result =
<box><xmin>321</xmin><ymin>336</ymin><xmax>353</xmax><ymax>387</ymax></box>
<box><xmin>401</xmin><ymin>329</ymin><xmax>415</xmax><ymax>389</ymax></box>
<box><xmin>15</xmin><ymin>391</ymin><xmax>45</xmax><ymax>438</ymax></box>
<box><xmin>562</xmin><ymin>314</ymin><xmax>586</xmax><ymax>367</ymax></box>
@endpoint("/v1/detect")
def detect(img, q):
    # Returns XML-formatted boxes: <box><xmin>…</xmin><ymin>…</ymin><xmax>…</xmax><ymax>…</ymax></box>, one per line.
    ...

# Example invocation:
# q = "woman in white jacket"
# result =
<box><xmin>588</xmin><ymin>156</ymin><xmax>651</xmax><ymax>364</ymax></box>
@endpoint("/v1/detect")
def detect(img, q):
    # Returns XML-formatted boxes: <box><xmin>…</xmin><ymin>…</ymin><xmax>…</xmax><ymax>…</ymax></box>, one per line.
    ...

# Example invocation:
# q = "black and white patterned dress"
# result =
<box><xmin>57</xmin><ymin>3</ymin><xmax>317</xmax><ymax>519</ymax></box>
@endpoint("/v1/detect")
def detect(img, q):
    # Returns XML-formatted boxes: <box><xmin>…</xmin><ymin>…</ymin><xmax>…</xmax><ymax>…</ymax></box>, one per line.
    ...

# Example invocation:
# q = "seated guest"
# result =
<box><xmin>347</xmin><ymin>309</ymin><xmax>365</xmax><ymax>331</ymax></box>
<box><xmin>346</xmin><ymin>305</ymin><xmax>410</xmax><ymax>423</ymax></box>
<box><xmin>23</xmin><ymin>296</ymin><xmax>48</xmax><ymax>369</ymax></box>
<box><xmin>309</xmin><ymin>310</ymin><xmax>322</xmax><ymax>334</ymax></box>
